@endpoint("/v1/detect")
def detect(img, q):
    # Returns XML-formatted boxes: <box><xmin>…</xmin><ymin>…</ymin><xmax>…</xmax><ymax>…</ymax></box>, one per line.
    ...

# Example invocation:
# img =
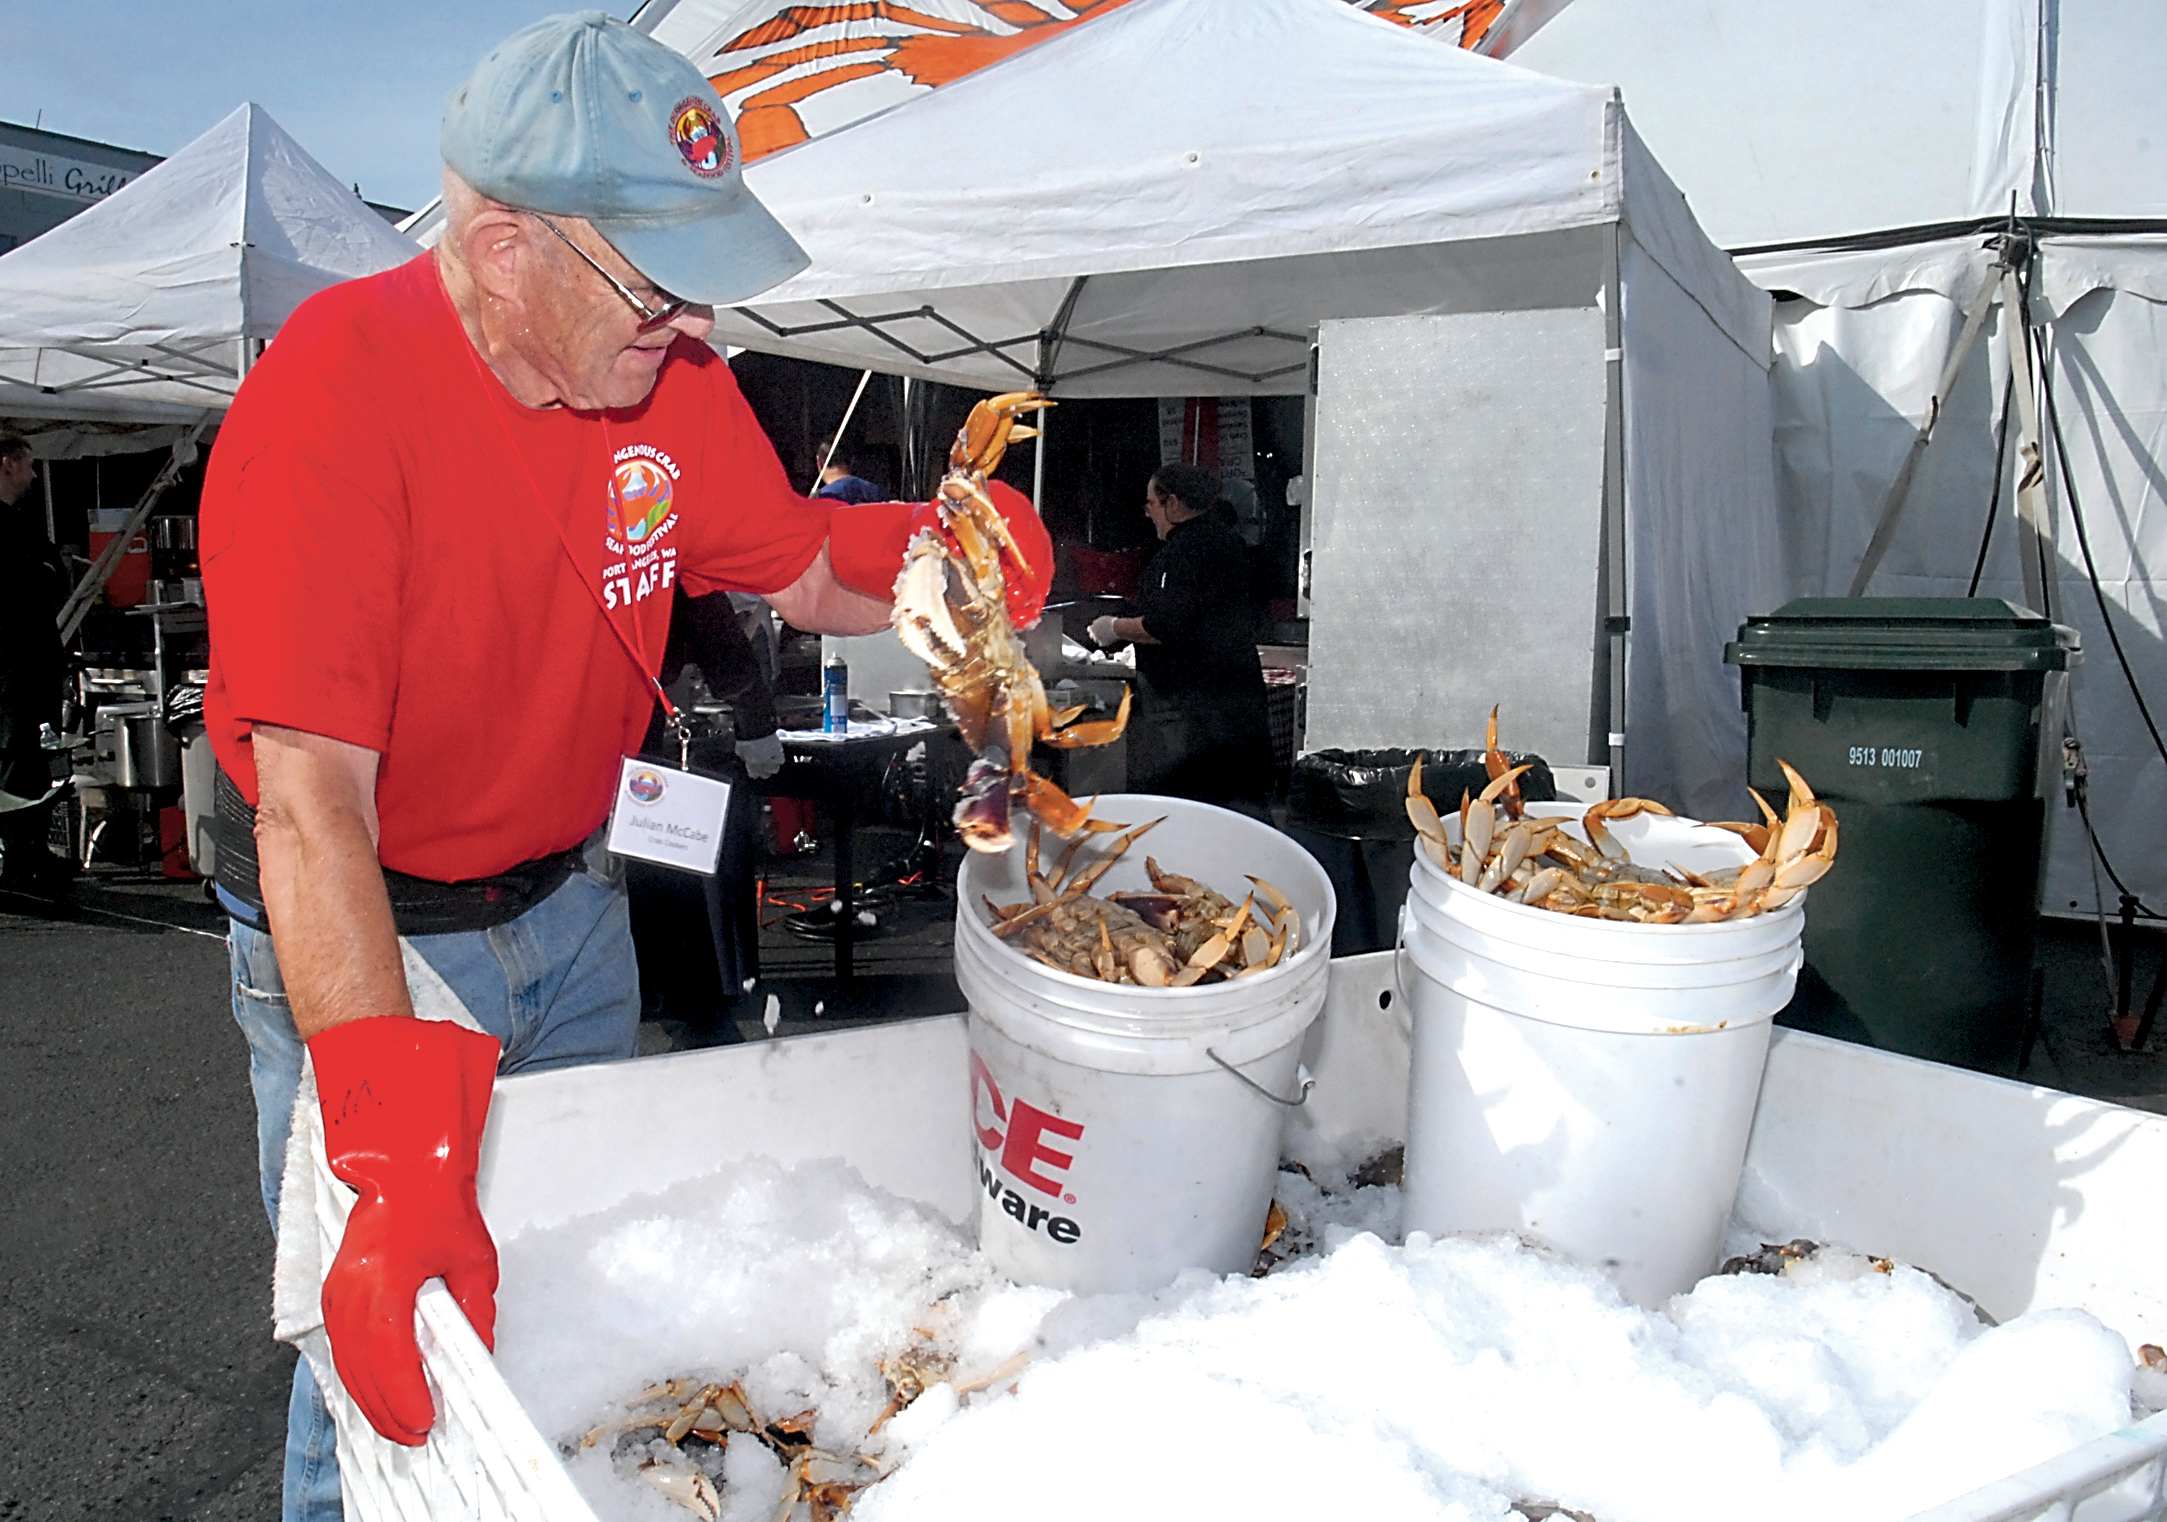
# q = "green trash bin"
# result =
<box><xmin>1724</xmin><ymin>598</ymin><xmax>2080</xmax><ymax>1075</ymax></box>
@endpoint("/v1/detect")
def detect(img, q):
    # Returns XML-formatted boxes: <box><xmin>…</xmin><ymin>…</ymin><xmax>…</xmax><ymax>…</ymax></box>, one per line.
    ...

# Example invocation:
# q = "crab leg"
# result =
<box><xmin>1406</xmin><ymin>754</ymin><xmax>1448</xmax><ymax>843</ymax></box>
<box><xmin>1048</xmin><ymin>833</ymin><xmax>1089</xmax><ymax>890</ymax></box>
<box><xmin>1064</xmin><ymin>817</ymin><xmax>1164</xmax><ymax>898</ymax></box>
<box><xmin>1039</xmin><ymin>687</ymin><xmax>1133</xmax><ymax>748</ymax></box>
<box><xmin>1013</xmin><ymin>771</ymin><xmax>1100</xmax><ymax>839</ymax></box>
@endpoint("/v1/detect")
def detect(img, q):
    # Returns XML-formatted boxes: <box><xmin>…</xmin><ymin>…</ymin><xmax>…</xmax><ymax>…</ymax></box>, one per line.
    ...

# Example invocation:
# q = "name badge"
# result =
<box><xmin>606</xmin><ymin>758</ymin><xmax>731</xmax><ymax>874</ymax></box>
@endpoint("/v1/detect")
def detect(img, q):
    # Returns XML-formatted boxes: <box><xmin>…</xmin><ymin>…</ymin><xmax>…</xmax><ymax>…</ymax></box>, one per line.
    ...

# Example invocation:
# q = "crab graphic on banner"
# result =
<box><xmin>654</xmin><ymin>0</ymin><xmax>1542</xmax><ymax>162</ymax></box>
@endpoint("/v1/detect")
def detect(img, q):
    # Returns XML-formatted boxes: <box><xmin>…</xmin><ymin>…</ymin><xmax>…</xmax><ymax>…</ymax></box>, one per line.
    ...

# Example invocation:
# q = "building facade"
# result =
<box><xmin>0</xmin><ymin>121</ymin><xmax>161</xmax><ymax>254</ymax></box>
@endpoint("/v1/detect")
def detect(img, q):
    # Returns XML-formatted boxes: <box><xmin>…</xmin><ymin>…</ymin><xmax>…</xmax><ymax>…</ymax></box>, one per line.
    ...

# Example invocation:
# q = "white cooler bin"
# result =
<box><xmin>295</xmin><ymin>955</ymin><xmax>2167</xmax><ymax>1522</ymax></box>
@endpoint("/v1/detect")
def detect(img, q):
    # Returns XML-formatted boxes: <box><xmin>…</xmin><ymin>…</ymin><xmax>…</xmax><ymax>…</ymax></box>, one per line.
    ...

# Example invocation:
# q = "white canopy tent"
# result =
<box><xmin>721</xmin><ymin>0</ymin><xmax>1780</xmax><ymax>818</ymax></box>
<box><xmin>637</xmin><ymin>0</ymin><xmax>1576</xmax><ymax>163</ymax></box>
<box><xmin>1514</xmin><ymin>0</ymin><xmax>2167</xmax><ymax>916</ymax></box>
<box><xmin>0</xmin><ymin>103</ymin><xmax>419</xmax><ymax>451</ymax></box>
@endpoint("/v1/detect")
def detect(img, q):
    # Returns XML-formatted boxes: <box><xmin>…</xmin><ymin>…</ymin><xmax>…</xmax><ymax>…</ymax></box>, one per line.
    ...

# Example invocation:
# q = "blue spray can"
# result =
<box><xmin>822</xmin><ymin>654</ymin><xmax>849</xmax><ymax>734</ymax></box>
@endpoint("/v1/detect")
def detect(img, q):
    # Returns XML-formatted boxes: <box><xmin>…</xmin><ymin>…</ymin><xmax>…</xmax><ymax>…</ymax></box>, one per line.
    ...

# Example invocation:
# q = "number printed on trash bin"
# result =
<box><xmin>1847</xmin><ymin>744</ymin><xmax>1925</xmax><ymax>768</ymax></box>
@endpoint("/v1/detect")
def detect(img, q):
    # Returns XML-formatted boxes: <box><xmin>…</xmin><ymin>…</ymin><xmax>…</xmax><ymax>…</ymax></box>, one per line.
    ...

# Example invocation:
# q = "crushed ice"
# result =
<box><xmin>494</xmin><ymin>1157</ymin><xmax>2139</xmax><ymax>1522</ymax></box>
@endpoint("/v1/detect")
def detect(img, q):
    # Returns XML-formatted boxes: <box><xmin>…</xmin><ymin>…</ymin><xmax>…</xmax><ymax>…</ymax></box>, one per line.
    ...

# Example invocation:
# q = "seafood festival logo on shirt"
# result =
<box><xmin>603</xmin><ymin>444</ymin><xmax>682</xmax><ymax>611</ymax></box>
<box><xmin>670</xmin><ymin>98</ymin><xmax>731</xmax><ymax>180</ymax></box>
<box><xmin>609</xmin><ymin>453</ymin><xmax>675</xmax><ymax>546</ymax></box>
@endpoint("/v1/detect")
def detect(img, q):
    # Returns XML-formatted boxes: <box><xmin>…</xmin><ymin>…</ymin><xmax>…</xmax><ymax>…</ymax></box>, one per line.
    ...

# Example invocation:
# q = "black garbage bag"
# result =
<box><xmin>1285</xmin><ymin>747</ymin><xmax>1558</xmax><ymax>958</ymax></box>
<box><xmin>1288</xmin><ymin>747</ymin><xmax>1557</xmax><ymax>835</ymax></box>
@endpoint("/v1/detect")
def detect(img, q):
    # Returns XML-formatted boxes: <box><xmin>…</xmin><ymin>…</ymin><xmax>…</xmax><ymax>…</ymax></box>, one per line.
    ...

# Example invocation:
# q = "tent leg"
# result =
<box><xmin>1845</xmin><ymin>256</ymin><xmax>2006</xmax><ymax>597</ymax></box>
<box><xmin>815</xmin><ymin>369</ymin><xmax>875</xmax><ymax>491</ymax></box>
<box><xmin>1600</xmin><ymin>227</ymin><xmax>1627</xmax><ymax>794</ymax></box>
<box><xmin>1298</xmin><ymin>334</ymin><xmax>1318</xmax><ymax>620</ymax></box>
<box><xmin>56</xmin><ymin>418</ymin><xmax>210</xmax><ymax>643</ymax></box>
<box><xmin>1031</xmin><ymin>402</ymin><xmax>1047</xmax><ymax>508</ymax></box>
<box><xmin>2004</xmin><ymin>267</ymin><xmax>2056</xmax><ymax>619</ymax></box>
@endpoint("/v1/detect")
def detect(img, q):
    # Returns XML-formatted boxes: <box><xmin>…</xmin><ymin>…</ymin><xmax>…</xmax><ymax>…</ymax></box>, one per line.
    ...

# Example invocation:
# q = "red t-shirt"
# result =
<box><xmin>202</xmin><ymin>254</ymin><xmax>830</xmax><ymax>882</ymax></box>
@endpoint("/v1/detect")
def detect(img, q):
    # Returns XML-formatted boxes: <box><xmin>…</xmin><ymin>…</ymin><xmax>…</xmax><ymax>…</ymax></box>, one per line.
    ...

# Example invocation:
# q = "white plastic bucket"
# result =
<box><xmin>955</xmin><ymin>794</ymin><xmax>1337</xmax><ymax>1294</ymax></box>
<box><xmin>1399</xmin><ymin>803</ymin><xmax>1804</xmax><ymax>1306</ymax></box>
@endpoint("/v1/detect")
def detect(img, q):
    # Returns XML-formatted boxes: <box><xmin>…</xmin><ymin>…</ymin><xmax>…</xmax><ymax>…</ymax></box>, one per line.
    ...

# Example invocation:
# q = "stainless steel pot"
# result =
<box><xmin>92</xmin><ymin>702</ymin><xmax>180</xmax><ymax>789</ymax></box>
<box><xmin>888</xmin><ymin>690</ymin><xmax>943</xmax><ymax>721</ymax></box>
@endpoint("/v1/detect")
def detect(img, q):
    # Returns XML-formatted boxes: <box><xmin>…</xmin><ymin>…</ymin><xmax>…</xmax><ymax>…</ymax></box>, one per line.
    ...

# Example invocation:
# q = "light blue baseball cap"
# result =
<box><xmin>442</xmin><ymin>11</ymin><xmax>809</xmax><ymax>306</ymax></box>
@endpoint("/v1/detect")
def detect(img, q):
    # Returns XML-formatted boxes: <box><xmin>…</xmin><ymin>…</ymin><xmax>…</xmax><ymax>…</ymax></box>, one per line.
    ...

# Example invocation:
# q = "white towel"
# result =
<box><xmin>270</xmin><ymin>942</ymin><xmax>489</xmax><ymax>1392</ymax></box>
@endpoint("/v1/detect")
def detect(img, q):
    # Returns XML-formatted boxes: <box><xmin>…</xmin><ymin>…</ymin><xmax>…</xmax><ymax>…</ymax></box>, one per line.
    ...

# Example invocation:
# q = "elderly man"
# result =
<box><xmin>200</xmin><ymin>15</ymin><xmax>1046</xmax><ymax>1519</ymax></box>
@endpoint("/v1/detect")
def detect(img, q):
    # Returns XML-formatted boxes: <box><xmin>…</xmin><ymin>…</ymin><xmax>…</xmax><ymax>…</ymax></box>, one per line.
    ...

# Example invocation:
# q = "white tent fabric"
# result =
<box><xmin>1512</xmin><ymin>0</ymin><xmax>2167</xmax><ymax>250</ymax></box>
<box><xmin>639</xmin><ymin>0</ymin><xmax>1574</xmax><ymax>164</ymax></box>
<box><xmin>723</xmin><ymin>0</ymin><xmax>1765</xmax><ymax>390</ymax></box>
<box><xmin>0</xmin><ymin>103</ymin><xmax>419</xmax><ymax>432</ymax></box>
<box><xmin>1740</xmin><ymin>235</ymin><xmax>2167</xmax><ymax>918</ymax></box>
<box><xmin>1512</xmin><ymin>0</ymin><xmax>2167</xmax><ymax>916</ymax></box>
<box><xmin>721</xmin><ymin>0</ymin><xmax>1779</xmax><ymax>817</ymax></box>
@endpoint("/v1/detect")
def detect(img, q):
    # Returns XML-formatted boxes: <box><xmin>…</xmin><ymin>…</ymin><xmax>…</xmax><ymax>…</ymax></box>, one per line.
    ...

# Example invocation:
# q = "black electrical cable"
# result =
<box><xmin>1966</xmin><ymin>355</ymin><xmax>2017</xmax><ymax>597</ymax></box>
<box><xmin>2073</xmin><ymin>786</ymin><xmax>2164</xmax><ymax>920</ymax></box>
<box><xmin>2037</xmin><ymin>326</ymin><xmax>2167</xmax><ymax>775</ymax></box>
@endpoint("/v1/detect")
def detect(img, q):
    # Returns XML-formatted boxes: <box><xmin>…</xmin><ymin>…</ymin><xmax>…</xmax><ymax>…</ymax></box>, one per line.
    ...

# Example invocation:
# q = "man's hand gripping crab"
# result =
<box><xmin>892</xmin><ymin>392</ymin><xmax>1131</xmax><ymax>853</ymax></box>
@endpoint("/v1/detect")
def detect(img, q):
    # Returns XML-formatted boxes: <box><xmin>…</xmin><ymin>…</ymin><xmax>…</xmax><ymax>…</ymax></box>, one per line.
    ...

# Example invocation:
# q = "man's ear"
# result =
<box><xmin>459</xmin><ymin>204</ymin><xmax>533</xmax><ymax>307</ymax></box>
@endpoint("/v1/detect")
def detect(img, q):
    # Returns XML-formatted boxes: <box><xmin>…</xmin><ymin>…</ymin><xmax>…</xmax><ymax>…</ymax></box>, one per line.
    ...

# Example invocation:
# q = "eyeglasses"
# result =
<box><xmin>528</xmin><ymin>212</ymin><xmax>694</xmax><ymax>328</ymax></box>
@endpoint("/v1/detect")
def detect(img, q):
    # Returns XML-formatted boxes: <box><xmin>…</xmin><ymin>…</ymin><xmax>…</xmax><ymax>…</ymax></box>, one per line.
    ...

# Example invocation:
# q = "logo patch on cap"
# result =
<box><xmin>670</xmin><ymin>98</ymin><xmax>732</xmax><ymax>180</ymax></box>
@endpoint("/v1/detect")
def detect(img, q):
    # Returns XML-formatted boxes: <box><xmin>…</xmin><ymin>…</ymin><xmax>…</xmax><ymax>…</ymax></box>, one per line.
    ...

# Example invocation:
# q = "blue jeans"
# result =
<box><xmin>229</xmin><ymin>861</ymin><xmax>641</xmax><ymax>1522</ymax></box>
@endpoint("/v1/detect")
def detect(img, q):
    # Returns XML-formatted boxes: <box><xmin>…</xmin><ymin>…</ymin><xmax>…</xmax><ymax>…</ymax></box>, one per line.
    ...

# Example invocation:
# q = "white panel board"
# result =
<box><xmin>1305</xmin><ymin>310</ymin><xmax>1607</xmax><ymax>764</ymax></box>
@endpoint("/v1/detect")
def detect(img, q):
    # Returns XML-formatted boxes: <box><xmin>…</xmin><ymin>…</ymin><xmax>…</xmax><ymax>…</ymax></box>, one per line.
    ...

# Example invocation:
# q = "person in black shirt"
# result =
<box><xmin>0</xmin><ymin>434</ymin><xmax>71</xmax><ymax>893</ymax></box>
<box><xmin>1088</xmin><ymin>463</ymin><xmax>1273</xmax><ymax>810</ymax></box>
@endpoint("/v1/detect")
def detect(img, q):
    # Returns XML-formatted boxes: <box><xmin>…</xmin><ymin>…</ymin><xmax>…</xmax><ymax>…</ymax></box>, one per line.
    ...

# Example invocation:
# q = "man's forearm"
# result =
<box><xmin>253</xmin><ymin>729</ymin><xmax>412</xmax><ymax>1041</ymax></box>
<box><xmin>766</xmin><ymin>543</ymin><xmax>893</xmax><ymax>635</ymax></box>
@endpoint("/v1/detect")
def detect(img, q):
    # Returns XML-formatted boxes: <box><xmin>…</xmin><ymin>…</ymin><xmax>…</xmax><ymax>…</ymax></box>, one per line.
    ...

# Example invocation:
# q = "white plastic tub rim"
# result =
<box><xmin>1401</xmin><ymin>917</ymin><xmax>1803</xmax><ymax>1037</ymax></box>
<box><xmin>298</xmin><ymin>963</ymin><xmax>2167</xmax><ymax>1522</ymax></box>
<box><xmin>954</xmin><ymin>793</ymin><xmax>1338</xmax><ymax>1078</ymax></box>
<box><xmin>1403</xmin><ymin>801</ymin><xmax>1805</xmax><ymax>1036</ymax></box>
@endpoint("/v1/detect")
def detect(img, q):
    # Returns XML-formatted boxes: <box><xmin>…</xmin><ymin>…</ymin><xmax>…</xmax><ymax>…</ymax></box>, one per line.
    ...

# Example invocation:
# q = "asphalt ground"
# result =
<box><xmin>1</xmin><ymin>844</ymin><xmax>2161</xmax><ymax>1519</ymax></box>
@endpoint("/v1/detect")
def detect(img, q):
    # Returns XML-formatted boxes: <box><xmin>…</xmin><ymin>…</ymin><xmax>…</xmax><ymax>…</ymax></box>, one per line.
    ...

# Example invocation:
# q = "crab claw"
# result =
<box><xmin>950</xmin><ymin>393</ymin><xmax>1054</xmax><ymax>477</ymax></box>
<box><xmin>953</xmin><ymin>758</ymin><xmax>1015</xmax><ymax>853</ymax></box>
<box><xmin>1015</xmin><ymin>770</ymin><xmax>1100</xmax><ymax>840</ymax></box>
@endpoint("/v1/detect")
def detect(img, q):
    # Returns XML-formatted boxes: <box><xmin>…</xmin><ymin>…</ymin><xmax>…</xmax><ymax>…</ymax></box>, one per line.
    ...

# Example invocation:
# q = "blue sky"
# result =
<box><xmin>0</xmin><ymin>2</ymin><xmax>635</xmax><ymax>213</ymax></box>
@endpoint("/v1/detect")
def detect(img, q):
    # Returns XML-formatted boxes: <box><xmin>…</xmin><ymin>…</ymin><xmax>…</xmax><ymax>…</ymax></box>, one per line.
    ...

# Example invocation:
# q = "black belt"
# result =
<box><xmin>215</xmin><ymin>764</ymin><xmax>585</xmax><ymax>937</ymax></box>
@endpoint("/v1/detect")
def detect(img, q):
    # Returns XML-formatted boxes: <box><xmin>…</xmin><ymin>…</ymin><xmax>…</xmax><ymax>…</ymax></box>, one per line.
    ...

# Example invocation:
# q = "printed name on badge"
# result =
<box><xmin>606</xmin><ymin>756</ymin><xmax>731</xmax><ymax>874</ymax></box>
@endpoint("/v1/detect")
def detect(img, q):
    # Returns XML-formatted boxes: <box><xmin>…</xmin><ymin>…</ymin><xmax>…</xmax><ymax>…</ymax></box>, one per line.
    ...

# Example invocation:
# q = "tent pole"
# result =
<box><xmin>2004</xmin><ymin>263</ymin><xmax>2054</xmax><ymax>618</ymax></box>
<box><xmin>1297</xmin><ymin>334</ymin><xmax>1318</xmax><ymax>620</ymax></box>
<box><xmin>1600</xmin><ymin>226</ymin><xmax>1627</xmax><ymax>794</ymax></box>
<box><xmin>42</xmin><ymin>455</ymin><xmax>54</xmax><ymax>545</ymax></box>
<box><xmin>1029</xmin><ymin>280</ymin><xmax>1085</xmax><ymax>511</ymax></box>
<box><xmin>1032</xmin><ymin>403</ymin><xmax>1047</xmax><ymax>507</ymax></box>
<box><xmin>815</xmin><ymin>368</ymin><xmax>874</xmax><ymax>490</ymax></box>
<box><xmin>1845</xmin><ymin>256</ymin><xmax>2006</xmax><ymax>596</ymax></box>
<box><xmin>57</xmin><ymin>417</ymin><xmax>210</xmax><ymax>643</ymax></box>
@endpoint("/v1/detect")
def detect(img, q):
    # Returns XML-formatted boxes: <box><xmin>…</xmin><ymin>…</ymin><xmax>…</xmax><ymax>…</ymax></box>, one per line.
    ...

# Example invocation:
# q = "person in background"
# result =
<box><xmin>627</xmin><ymin>584</ymin><xmax>785</xmax><ymax>1042</ymax></box>
<box><xmin>1088</xmin><ymin>463</ymin><xmax>1274</xmax><ymax>812</ymax></box>
<box><xmin>0</xmin><ymin>433</ymin><xmax>71</xmax><ymax>894</ymax></box>
<box><xmin>812</xmin><ymin>436</ymin><xmax>884</xmax><ymax>504</ymax></box>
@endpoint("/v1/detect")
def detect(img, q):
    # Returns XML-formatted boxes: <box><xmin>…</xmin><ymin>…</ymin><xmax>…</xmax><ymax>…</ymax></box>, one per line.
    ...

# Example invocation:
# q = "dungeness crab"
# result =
<box><xmin>891</xmin><ymin>391</ymin><xmax>1130</xmax><ymax>853</ymax></box>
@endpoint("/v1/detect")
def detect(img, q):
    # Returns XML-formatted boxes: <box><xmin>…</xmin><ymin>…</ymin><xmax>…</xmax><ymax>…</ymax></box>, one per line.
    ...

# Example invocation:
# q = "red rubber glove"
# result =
<box><xmin>309</xmin><ymin>1015</ymin><xmax>501</xmax><ymax>1447</ymax></box>
<box><xmin>826</xmin><ymin>479</ymin><xmax>1054</xmax><ymax>629</ymax></box>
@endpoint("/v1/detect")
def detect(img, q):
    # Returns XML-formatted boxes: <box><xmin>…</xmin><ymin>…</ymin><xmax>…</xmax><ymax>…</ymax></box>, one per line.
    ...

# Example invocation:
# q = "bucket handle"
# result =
<box><xmin>1206</xmin><ymin>1047</ymin><xmax>1314</xmax><ymax>1108</ymax></box>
